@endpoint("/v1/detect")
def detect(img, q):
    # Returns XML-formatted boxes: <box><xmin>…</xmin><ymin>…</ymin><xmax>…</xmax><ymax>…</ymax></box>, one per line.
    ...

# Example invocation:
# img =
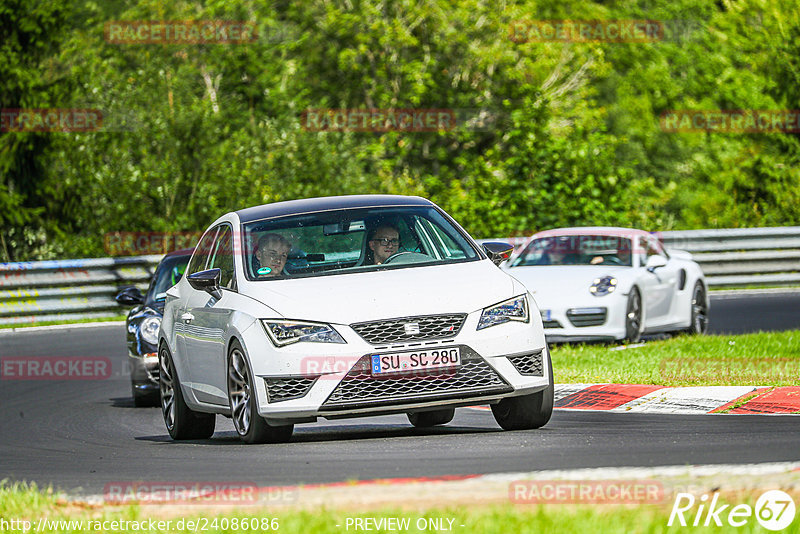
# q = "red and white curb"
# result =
<box><xmin>551</xmin><ymin>384</ymin><xmax>800</xmax><ymax>414</ymax></box>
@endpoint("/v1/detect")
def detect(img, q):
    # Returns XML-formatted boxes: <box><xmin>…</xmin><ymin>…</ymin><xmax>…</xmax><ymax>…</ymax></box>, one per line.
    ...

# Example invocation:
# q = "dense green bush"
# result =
<box><xmin>1</xmin><ymin>0</ymin><xmax>799</xmax><ymax>261</ymax></box>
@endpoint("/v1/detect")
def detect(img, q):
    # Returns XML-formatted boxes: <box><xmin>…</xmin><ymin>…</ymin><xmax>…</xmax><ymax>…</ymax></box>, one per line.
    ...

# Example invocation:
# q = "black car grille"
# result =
<box><xmin>351</xmin><ymin>314</ymin><xmax>467</xmax><ymax>345</ymax></box>
<box><xmin>567</xmin><ymin>308</ymin><xmax>607</xmax><ymax>327</ymax></box>
<box><xmin>507</xmin><ymin>351</ymin><xmax>544</xmax><ymax>376</ymax></box>
<box><xmin>264</xmin><ymin>376</ymin><xmax>318</xmax><ymax>403</ymax></box>
<box><xmin>542</xmin><ymin>320</ymin><xmax>563</xmax><ymax>329</ymax></box>
<box><xmin>320</xmin><ymin>347</ymin><xmax>512</xmax><ymax>410</ymax></box>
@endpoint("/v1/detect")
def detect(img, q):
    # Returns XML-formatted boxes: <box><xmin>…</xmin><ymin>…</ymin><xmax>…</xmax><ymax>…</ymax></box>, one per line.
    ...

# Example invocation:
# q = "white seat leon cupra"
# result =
<box><xmin>158</xmin><ymin>195</ymin><xmax>553</xmax><ymax>443</ymax></box>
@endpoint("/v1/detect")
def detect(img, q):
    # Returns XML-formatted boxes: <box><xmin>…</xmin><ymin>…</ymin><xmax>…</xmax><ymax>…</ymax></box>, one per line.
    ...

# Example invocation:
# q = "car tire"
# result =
<box><xmin>227</xmin><ymin>341</ymin><xmax>293</xmax><ymax>444</ymax></box>
<box><xmin>407</xmin><ymin>408</ymin><xmax>455</xmax><ymax>427</ymax></box>
<box><xmin>159</xmin><ymin>345</ymin><xmax>216</xmax><ymax>440</ymax></box>
<box><xmin>132</xmin><ymin>385</ymin><xmax>159</xmax><ymax>407</ymax></box>
<box><xmin>687</xmin><ymin>282</ymin><xmax>709</xmax><ymax>335</ymax></box>
<box><xmin>624</xmin><ymin>287</ymin><xmax>643</xmax><ymax>343</ymax></box>
<box><xmin>491</xmin><ymin>349</ymin><xmax>554</xmax><ymax>430</ymax></box>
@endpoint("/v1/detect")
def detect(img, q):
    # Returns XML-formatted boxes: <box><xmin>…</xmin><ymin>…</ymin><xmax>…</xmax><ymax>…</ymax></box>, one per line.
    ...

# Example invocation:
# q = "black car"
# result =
<box><xmin>115</xmin><ymin>249</ymin><xmax>192</xmax><ymax>406</ymax></box>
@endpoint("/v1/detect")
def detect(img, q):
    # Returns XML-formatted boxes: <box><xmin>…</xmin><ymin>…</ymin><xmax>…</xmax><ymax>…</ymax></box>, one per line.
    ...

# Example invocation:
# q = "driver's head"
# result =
<box><xmin>255</xmin><ymin>233</ymin><xmax>291</xmax><ymax>276</ymax></box>
<box><xmin>368</xmin><ymin>224</ymin><xmax>400</xmax><ymax>265</ymax></box>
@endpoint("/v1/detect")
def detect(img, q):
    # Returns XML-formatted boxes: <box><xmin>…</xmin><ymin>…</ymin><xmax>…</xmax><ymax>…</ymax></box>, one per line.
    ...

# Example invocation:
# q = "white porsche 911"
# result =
<box><xmin>158</xmin><ymin>195</ymin><xmax>553</xmax><ymax>443</ymax></box>
<box><xmin>503</xmin><ymin>227</ymin><xmax>709</xmax><ymax>343</ymax></box>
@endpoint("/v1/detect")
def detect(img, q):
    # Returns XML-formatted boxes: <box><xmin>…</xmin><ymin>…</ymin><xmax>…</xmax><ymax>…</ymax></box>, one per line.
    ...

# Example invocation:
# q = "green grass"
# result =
<box><xmin>0</xmin><ymin>482</ymin><xmax>780</xmax><ymax>533</ymax></box>
<box><xmin>0</xmin><ymin>315</ymin><xmax>126</xmax><ymax>330</ymax></box>
<box><xmin>550</xmin><ymin>331</ymin><xmax>800</xmax><ymax>386</ymax></box>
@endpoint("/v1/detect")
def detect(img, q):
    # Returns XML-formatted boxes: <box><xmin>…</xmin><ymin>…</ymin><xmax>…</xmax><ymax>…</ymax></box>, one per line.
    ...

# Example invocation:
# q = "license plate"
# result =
<box><xmin>371</xmin><ymin>347</ymin><xmax>461</xmax><ymax>375</ymax></box>
<box><xmin>541</xmin><ymin>309</ymin><xmax>552</xmax><ymax>321</ymax></box>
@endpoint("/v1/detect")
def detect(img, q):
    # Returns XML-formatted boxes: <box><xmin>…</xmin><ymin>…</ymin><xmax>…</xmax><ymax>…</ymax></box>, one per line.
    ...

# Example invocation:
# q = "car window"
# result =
<box><xmin>510</xmin><ymin>235</ymin><xmax>633</xmax><ymax>267</ymax></box>
<box><xmin>187</xmin><ymin>227</ymin><xmax>218</xmax><ymax>275</ymax></box>
<box><xmin>208</xmin><ymin>224</ymin><xmax>235</xmax><ymax>289</ymax></box>
<box><xmin>147</xmin><ymin>254</ymin><xmax>190</xmax><ymax>305</ymax></box>
<box><xmin>242</xmin><ymin>206</ymin><xmax>480</xmax><ymax>280</ymax></box>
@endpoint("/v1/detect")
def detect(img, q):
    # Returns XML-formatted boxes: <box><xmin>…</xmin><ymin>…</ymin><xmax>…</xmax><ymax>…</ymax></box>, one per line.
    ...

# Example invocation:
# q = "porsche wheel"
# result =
<box><xmin>687</xmin><ymin>282</ymin><xmax>709</xmax><ymax>335</ymax></box>
<box><xmin>624</xmin><ymin>288</ymin><xmax>643</xmax><ymax>343</ymax></box>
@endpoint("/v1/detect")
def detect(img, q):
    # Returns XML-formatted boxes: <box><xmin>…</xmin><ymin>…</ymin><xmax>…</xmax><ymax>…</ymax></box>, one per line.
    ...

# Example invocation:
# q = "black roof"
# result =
<box><xmin>235</xmin><ymin>195</ymin><xmax>433</xmax><ymax>223</ymax></box>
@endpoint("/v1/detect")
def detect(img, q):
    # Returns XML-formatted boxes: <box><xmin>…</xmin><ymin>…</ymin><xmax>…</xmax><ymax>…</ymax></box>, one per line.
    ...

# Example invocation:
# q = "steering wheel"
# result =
<box><xmin>382</xmin><ymin>251</ymin><xmax>431</xmax><ymax>265</ymax></box>
<box><xmin>382</xmin><ymin>251</ymin><xmax>416</xmax><ymax>265</ymax></box>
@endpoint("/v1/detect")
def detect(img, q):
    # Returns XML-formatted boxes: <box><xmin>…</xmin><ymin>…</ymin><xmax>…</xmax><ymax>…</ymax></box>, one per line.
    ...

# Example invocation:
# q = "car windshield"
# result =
<box><xmin>242</xmin><ymin>206</ymin><xmax>481</xmax><ymax>280</ymax></box>
<box><xmin>510</xmin><ymin>235</ymin><xmax>633</xmax><ymax>267</ymax></box>
<box><xmin>147</xmin><ymin>254</ymin><xmax>190</xmax><ymax>304</ymax></box>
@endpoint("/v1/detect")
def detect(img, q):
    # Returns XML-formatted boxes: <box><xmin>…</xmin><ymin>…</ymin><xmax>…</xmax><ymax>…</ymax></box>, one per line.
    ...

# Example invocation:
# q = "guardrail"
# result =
<box><xmin>1</xmin><ymin>227</ymin><xmax>799</xmax><ymax>326</ymax></box>
<box><xmin>0</xmin><ymin>256</ymin><xmax>161</xmax><ymax>326</ymax></box>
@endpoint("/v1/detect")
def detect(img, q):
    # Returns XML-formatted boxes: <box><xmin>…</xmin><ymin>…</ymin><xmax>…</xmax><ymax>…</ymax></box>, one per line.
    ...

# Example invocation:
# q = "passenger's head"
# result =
<box><xmin>368</xmin><ymin>224</ymin><xmax>400</xmax><ymax>265</ymax></box>
<box><xmin>255</xmin><ymin>233</ymin><xmax>291</xmax><ymax>276</ymax></box>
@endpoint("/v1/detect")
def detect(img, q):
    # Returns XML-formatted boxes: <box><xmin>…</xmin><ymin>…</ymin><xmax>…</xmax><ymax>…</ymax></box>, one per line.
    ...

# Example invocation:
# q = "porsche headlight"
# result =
<box><xmin>140</xmin><ymin>316</ymin><xmax>161</xmax><ymax>345</ymax></box>
<box><xmin>261</xmin><ymin>320</ymin><xmax>346</xmax><ymax>347</ymax></box>
<box><xmin>477</xmin><ymin>295</ymin><xmax>529</xmax><ymax>330</ymax></box>
<box><xmin>590</xmin><ymin>276</ymin><xmax>617</xmax><ymax>296</ymax></box>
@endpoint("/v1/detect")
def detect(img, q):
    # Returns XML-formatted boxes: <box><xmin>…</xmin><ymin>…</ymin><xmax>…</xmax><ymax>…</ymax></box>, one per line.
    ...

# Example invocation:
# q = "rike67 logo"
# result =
<box><xmin>669</xmin><ymin>490</ymin><xmax>796</xmax><ymax>531</ymax></box>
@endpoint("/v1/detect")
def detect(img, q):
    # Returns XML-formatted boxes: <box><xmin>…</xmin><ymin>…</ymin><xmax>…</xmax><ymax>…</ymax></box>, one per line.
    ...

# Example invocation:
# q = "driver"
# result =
<box><xmin>254</xmin><ymin>233</ymin><xmax>291</xmax><ymax>277</ymax></box>
<box><xmin>367</xmin><ymin>224</ymin><xmax>400</xmax><ymax>265</ymax></box>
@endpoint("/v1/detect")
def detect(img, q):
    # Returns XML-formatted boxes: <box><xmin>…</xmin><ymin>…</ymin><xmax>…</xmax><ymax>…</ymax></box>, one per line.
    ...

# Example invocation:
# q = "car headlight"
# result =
<box><xmin>261</xmin><ymin>320</ymin><xmax>346</xmax><ymax>347</ymax></box>
<box><xmin>477</xmin><ymin>295</ymin><xmax>529</xmax><ymax>330</ymax></box>
<box><xmin>140</xmin><ymin>316</ymin><xmax>161</xmax><ymax>345</ymax></box>
<box><xmin>590</xmin><ymin>276</ymin><xmax>617</xmax><ymax>296</ymax></box>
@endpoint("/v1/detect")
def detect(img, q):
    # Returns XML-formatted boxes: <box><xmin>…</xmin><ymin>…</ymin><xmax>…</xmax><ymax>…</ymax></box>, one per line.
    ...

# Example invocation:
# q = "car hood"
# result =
<box><xmin>503</xmin><ymin>265</ymin><xmax>633</xmax><ymax>304</ymax></box>
<box><xmin>244</xmin><ymin>260</ymin><xmax>519</xmax><ymax>324</ymax></box>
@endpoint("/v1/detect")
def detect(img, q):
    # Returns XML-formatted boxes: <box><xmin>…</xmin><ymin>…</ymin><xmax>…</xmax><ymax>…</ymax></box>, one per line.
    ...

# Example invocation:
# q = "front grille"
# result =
<box><xmin>321</xmin><ymin>347</ymin><xmax>512</xmax><ymax>410</ymax></box>
<box><xmin>264</xmin><ymin>376</ymin><xmax>318</xmax><ymax>403</ymax></box>
<box><xmin>507</xmin><ymin>351</ymin><xmax>544</xmax><ymax>376</ymax></box>
<box><xmin>542</xmin><ymin>320</ymin><xmax>563</xmax><ymax>329</ymax></box>
<box><xmin>351</xmin><ymin>314</ymin><xmax>466</xmax><ymax>345</ymax></box>
<box><xmin>567</xmin><ymin>307</ymin><xmax>607</xmax><ymax>327</ymax></box>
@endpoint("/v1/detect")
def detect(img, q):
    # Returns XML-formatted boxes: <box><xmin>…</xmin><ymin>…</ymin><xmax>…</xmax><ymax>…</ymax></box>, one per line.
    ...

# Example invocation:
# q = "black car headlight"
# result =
<box><xmin>590</xmin><ymin>276</ymin><xmax>618</xmax><ymax>296</ymax></box>
<box><xmin>140</xmin><ymin>316</ymin><xmax>161</xmax><ymax>345</ymax></box>
<box><xmin>261</xmin><ymin>320</ymin><xmax>346</xmax><ymax>347</ymax></box>
<box><xmin>477</xmin><ymin>295</ymin><xmax>529</xmax><ymax>330</ymax></box>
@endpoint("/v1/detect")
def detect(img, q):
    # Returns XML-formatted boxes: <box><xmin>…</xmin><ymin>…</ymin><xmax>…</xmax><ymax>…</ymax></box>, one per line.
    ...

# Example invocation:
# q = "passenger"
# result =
<box><xmin>367</xmin><ymin>224</ymin><xmax>401</xmax><ymax>265</ymax></box>
<box><xmin>254</xmin><ymin>233</ymin><xmax>291</xmax><ymax>277</ymax></box>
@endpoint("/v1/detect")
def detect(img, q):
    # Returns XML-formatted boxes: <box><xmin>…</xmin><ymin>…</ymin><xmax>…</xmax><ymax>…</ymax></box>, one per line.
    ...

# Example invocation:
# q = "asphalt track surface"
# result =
<box><xmin>1</xmin><ymin>291</ymin><xmax>798</xmax><ymax>495</ymax></box>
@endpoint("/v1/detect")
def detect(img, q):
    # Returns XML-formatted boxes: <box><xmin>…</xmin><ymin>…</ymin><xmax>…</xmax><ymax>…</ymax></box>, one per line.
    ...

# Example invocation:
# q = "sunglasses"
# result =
<box><xmin>371</xmin><ymin>238</ymin><xmax>400</xmax><ymax>246</ymax></box>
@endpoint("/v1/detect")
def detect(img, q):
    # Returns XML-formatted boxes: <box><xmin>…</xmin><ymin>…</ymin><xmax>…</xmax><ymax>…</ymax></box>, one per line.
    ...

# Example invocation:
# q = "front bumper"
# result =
<box><xmin>240</xmin><ymin>312</ymin><xmax>551</xmax><ymax>423</ymax></box>
<box><xmin>536</xmin><ymin>294</ymin><xmax>628</xmax><ymax>342</ymax></box>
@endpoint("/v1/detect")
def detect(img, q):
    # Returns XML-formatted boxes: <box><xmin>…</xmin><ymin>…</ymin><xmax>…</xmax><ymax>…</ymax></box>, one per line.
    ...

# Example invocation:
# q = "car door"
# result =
<box><xmin>174</xmin><ymin>227</ymin><xmax>217</xmax><ymax>399</ymax></box>
<box><xmin>640</xmin><ymin>236</ymin><xmax>679</xmax><ymax>326</ymax></box>
<box><xmin>182</xmin><ymin>224</ymin><xmax>237</xmax><ymax>406</ymax></box>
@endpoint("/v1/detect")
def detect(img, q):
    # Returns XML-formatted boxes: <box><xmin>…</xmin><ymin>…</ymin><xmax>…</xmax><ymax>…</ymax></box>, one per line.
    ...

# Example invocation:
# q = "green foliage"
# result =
<box><xmin>2</xmin><ymin>0</ymin><xmax>800</xmax><ymax>260</ymax></box>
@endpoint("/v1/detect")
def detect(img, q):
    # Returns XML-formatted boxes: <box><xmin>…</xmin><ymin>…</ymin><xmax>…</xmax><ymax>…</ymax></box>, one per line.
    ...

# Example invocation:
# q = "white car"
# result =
<box><xmin>503</xmin><ymin>227</ymin><xmax>709</xmax><ymax>343</ymax></box>
<box><xmin>158</xmin><ymin>195</ymin><xmax>553</xmax><ymax>443</ymax></box>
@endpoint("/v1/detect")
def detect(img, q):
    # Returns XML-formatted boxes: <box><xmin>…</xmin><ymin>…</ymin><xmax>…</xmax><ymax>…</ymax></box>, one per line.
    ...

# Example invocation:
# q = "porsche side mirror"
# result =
<box><xmin>645</xmin><ymin>255</ymin><xmax>668</xmax><ymax>272</ymax></box>
<box><xmin>187</xmin><ymin>268</ymin><xmax>222</xmax><ymax>300</ymax></box>
<box><xmin>115</xmin><ymin>286</ymin><xmax>144</xmax><ymax>306</ymax></box>
<box><xmin>482</xmin><ymin>242</ymin><xmax>514</xmax><ymax>266</ymax></box>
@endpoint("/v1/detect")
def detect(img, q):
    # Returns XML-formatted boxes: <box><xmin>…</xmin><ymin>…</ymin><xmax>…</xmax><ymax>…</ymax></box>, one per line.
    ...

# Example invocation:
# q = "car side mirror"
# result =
<box><xmin>482</xmin><ymin>242</ymin><xmax>515</xmax><ymax>266</ymax></box>
<box><xmin>645</xmin><ymin>255</ymin><xmax>668</xmax><ymax>272</ymax></box>
<box><xmin>115</xmin><ymin>286</ymin><xmax>144</xmax><ymax>306</ymax></box>
<box><xmin>187</xmin><ymin>268</ymin><xmax>222</xmax><ymax>300</ymax></box>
